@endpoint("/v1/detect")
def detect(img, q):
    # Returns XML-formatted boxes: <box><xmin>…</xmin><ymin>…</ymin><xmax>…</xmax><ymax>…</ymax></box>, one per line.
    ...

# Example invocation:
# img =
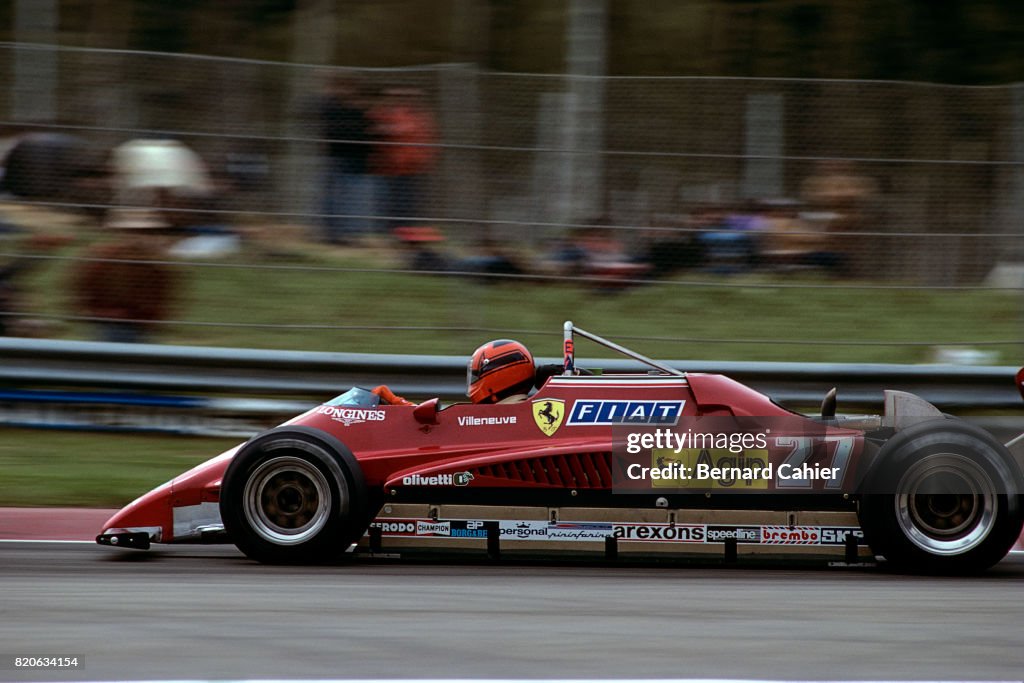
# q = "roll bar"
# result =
<box><xmin>562</xmin><ymin>320</ymin><xmax>685</xmax><ymax>378</ymax></box>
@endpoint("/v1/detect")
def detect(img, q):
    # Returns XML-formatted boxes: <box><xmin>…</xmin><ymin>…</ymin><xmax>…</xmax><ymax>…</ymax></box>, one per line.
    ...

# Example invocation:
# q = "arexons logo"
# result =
<box><xmin>613</xmin><ymin>524</ymin><xmax>705</xmax><ymax>542</ymax></box>
<box><xmin>567</xmin><ymin>400</ymin><xmax>685</xmax><ymax>426</ymax></box>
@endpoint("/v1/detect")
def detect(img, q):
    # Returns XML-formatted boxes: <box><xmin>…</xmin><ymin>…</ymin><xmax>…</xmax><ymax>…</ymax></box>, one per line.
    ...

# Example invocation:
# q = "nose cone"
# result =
<box><xmin>98</xmin><ymin>478</ymin><xmax>175</xmax><ymax>543</ymax></box>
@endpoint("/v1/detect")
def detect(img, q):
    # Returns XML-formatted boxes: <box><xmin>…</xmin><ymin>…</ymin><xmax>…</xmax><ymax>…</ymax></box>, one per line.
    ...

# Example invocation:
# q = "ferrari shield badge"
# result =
<box><xmin>532</xmin><ymin>399</ymin><xmax>565</xmax><ymax>437</ymax></box>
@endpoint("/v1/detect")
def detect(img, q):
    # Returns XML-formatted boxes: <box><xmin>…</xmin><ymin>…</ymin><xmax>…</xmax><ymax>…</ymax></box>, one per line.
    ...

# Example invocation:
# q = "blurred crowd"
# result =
<box><xmin>0</xmin><ymin>73</ymin><xmax>880</xmax><ymax>344</ymax></box>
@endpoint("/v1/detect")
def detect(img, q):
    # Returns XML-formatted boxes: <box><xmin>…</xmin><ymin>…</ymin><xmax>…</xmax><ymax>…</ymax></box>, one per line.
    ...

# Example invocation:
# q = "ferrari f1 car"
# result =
<box><xmin>97</xmin><ymin>322</ymin><xmax>1024</xmax><ymax>573</ymax></box>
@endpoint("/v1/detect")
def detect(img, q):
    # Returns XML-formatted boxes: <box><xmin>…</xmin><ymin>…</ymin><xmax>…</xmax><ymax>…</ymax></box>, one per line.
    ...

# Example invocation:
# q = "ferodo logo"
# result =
<box><xmin>613</xmin><ymin>524</ymin><xmax>705</xmax><ymax>543</ymax></box>
<box><xmin>370</xmin><ymin>520</ymin><xmax>417</xmax><ymax>536</ymax></box>
<box><xmin>315</xmin><ymin>405</ymin><xmax>386</xmax><ymax>426</ymax></box>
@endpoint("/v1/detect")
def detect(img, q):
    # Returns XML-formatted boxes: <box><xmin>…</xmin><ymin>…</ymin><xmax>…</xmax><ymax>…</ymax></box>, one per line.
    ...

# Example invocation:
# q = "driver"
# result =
<box><xmin>467</xmin><ymin>339</ymin><xmax>535</xmax><ymax>404</ymax></box>
<box><xmin>372</xmin><ymin>339</ymin><xmax>536</xmax><ymax>406</ymax></box>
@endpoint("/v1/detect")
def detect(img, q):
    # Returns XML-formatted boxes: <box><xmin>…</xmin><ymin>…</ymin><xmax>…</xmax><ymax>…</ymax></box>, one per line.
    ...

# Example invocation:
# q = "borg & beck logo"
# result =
<box><xmin>401</xmin><ymin>471</ymin><xmax>475</xmax><ymax>487</ymax></box>
<box><xmin>567</xmin><ymin>400</ymin><xmax>685</xmax><ymax>426</ymax></box>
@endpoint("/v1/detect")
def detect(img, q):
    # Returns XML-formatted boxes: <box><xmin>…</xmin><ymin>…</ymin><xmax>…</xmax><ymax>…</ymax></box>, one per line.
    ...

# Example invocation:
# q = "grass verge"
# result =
<box><xmin>0</xmin><ymin>428</ymin><xmax>239</xmax><ymax>508</ymax></box>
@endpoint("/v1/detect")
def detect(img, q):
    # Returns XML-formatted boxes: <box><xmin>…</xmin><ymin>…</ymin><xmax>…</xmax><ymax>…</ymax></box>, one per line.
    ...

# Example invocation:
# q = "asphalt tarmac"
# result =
<box><xmin>2</xmin><ymin>542</ymin><xmax>1023</xmax><ymax>681</ymax></box>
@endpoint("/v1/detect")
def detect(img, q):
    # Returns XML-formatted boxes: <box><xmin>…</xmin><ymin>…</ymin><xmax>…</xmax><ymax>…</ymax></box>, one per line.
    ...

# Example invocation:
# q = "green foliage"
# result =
<box><xmin>46</xmin><ymin>0</ymin><xmax>1024</xmax><ymax>84</ymax></box>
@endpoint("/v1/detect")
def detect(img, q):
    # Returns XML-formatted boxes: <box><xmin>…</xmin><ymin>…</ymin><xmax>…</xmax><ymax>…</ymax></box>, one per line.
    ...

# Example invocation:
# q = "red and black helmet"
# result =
<box><xmin>466</xmin><ymin>339</ymin><xmax>535</xmax><ymax>404</ymax></box>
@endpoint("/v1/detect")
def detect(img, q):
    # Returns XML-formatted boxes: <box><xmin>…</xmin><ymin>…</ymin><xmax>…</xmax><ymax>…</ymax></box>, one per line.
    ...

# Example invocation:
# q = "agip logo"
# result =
<box><xmin>532</xmin><ymin>399</ymin><xmax>565</xmax><ymax>437</ymax></box>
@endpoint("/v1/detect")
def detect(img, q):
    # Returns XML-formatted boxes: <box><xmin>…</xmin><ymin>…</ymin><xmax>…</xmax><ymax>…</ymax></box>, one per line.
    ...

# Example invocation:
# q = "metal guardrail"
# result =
<box><xmin>0</xmin><ymin>336</ymin><xmax>1021</xmax><ymax>410</ymax></box>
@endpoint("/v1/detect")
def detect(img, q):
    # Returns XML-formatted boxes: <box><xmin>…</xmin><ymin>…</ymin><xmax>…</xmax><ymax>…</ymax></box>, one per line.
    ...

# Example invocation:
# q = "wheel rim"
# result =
<box><xmin>895</xmin><ymin>453</ymin><xmax>997</xmax><ymax>556</ymax></box>
<box><xmin>243</xmin><ymin>456</ymin><xmax>333</xmax><ymax>546</ymax></box>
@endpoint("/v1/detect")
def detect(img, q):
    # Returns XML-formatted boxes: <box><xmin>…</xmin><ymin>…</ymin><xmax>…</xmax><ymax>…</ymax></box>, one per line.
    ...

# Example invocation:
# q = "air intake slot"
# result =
<box><xmin>471</xmin><ymin>452</ymin><xmax>612</xmax><ymax>488</ymax></box>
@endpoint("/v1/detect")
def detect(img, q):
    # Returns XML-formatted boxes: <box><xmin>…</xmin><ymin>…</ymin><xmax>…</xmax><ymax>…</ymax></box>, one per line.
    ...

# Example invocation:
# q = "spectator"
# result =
<box><xmin>112</xmin><ymin>138</ymin><xmax>213</xmax><ymax>209</ymax></box>
<box><xmin>0</xmin><ymin>132</ymin><xmax>106</xmax><ymax>204</ymax></box>
<box><xmin>317</xmin><ymin>75</ymin><xmax>375</xmax><ymax>244</ymax></box>
<box><xmin>758</xmin><ymin>198</ymin><xmax>845</xmax><ymax>272</ymax></box>
<box><xmin>637</xmin><ymin>215</ymin><xmax>703</xmax><ymax>279</ymax></box>
<box><xmin>544</xmin><ymin>219</ymin><xmax>648</xmax><ymax>288</ymax></box>
<box><xmin>692</xmin><ymin>202</ymin><xmax>759</xmax><ymax>274</ymax></box>
<box><xmin>459</xmin><ymin>236</ymin><xmax>525</xmax><ymax>282</ymax></box>
<box><xmin>370</xmin><ymin>87</ymin><xmax>438</xmax><ymax>232</ymax></box>
<box><xmin>800</xmin><ymin>160</ymin><xmax>878</xmax><ymax>231</ymax></box>
<box><xmin>393</xmin><ymin>226</ymin><xmax>448</xmax><ymax>271</ymax></box>
<box><xmin>800</xmin><ymin>160</ymin><xmax>878</xmax><ymax>274</ymax></box>
<box><xmin>71</xmin><ymin>217</ymin><xmax>181</xmax><ymax>344</ymax></box>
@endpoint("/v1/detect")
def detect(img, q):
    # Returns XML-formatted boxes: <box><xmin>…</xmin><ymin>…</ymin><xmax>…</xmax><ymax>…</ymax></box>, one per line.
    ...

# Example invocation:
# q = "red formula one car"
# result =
<box><xmin>97</xmin><ymin>323</ymin><xmax>1024</xmax><ymax>573</ymax></box>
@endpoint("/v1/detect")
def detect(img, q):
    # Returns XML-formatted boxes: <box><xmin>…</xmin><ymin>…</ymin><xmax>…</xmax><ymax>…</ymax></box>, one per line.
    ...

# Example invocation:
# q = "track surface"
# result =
<box><xmin>1</xmin><ymin>543</ymin><xmax>1023</xmax><ymax>681</ymax></box>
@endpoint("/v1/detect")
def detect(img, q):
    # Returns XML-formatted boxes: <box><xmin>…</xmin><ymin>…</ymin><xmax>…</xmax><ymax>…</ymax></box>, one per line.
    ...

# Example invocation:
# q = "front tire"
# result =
<box><xmin>220</xmin><ymin>427</ymin><xmax>368</xmax><ymax>564</ymax></box>
<box><xmin>858</xmin><ymin>420</ymin><xmax>1023</xmax><ymax>574</ymax></box>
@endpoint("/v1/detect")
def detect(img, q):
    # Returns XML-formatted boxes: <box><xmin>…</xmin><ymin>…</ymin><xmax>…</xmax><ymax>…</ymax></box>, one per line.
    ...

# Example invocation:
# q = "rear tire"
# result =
<box><xmin>858</xmin><ymin>420</ymin><xmax>1023</xmax><ymax>574</ymax></box>
<box><xmin>220</xmin><ymin>427</ymin><xmax>368</xmax><ymax>564</ymax></box>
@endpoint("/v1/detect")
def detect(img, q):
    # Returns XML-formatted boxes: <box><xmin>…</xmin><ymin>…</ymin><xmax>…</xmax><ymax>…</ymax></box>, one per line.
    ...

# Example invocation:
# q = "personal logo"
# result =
<box><xmin>532</xmin><ymin>399</ymin><xmax>565</xmax><ymax>437</ymax></box>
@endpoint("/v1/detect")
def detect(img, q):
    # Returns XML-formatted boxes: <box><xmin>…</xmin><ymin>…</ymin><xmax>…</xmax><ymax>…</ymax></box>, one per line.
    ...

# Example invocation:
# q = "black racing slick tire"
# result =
<box><xmin>858</xmin><ymin>419</ymin><xmax>1023</xmax><ymax>574</ymax></box>
<box><xmin>219</xmin><ymin>427</ymin><xmax>368</xmax><ymax>564</ymax></box>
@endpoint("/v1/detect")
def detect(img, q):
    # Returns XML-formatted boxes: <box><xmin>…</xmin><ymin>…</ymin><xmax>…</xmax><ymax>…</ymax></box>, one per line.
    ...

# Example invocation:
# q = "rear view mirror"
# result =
<box><xmin>413</xmin><ymin>398</ymin><xmax>440</xmax><ymax>425</ymax></box>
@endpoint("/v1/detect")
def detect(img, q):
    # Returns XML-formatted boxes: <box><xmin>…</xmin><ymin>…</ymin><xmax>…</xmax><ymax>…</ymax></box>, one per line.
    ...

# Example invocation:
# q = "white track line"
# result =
<box><xmin>47</xmin><ymin>679</ymin><xmax>1023</xmax><ymax>683</ymax></box>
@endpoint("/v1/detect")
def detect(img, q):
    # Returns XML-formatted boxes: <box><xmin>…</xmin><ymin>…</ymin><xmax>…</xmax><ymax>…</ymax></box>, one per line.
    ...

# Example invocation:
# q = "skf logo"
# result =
<box><xmin>532</xmin><ymin>399</ymin><xmax>565</xmax><ymax>437</ymax></box>
<box><xmin>567</xmin><ymin>400</ymin><xmax>686</xmax><ymax>425</ymax></box>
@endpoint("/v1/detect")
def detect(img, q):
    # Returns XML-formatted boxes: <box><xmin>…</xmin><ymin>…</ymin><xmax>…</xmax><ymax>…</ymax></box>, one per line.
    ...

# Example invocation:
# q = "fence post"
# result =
<box><xmin>565</xmin><ymin>0</ymin><xmax>608</xmax><ymax>222</ymax></box>
<box><xmin>282</xmin><ymin>0</ymin><xmax>337</xmax><ymax>225</ymax></box>
<box><xmin>1007</xmin><ymin>85</ymin><xmax>1024</xmax><ymax>259</ymax></box>
<box><xmin>438</xmin><ymin>64</ymin><xmax>484</xmax><ymax>244</ymax></box>
<box><xmin>743</xmin><ymin>93</ymin><xmax>784</xmax><ymax>200</ymax></box>
<box><xmin>13</xmin><ymin>0</ymin><xmax>58</xmax><ymax>123</ymax></box>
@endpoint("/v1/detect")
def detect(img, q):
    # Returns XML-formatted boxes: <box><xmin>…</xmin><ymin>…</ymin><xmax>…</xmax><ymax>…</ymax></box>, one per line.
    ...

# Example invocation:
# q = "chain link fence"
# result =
<box><xmin>0</xmin><ymin>43</ymin><xmax>1022</xmax><ymax>362</ymax></box>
